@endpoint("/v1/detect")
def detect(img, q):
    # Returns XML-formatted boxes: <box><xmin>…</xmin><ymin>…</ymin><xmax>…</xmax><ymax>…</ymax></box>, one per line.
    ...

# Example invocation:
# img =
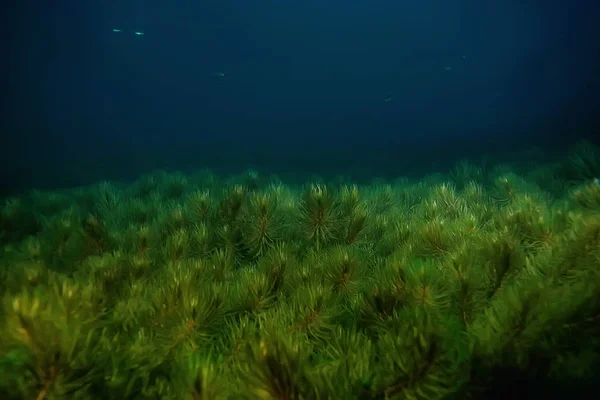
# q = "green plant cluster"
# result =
<box><xmin>1</xmin><ymin>142</ymin><xmax>600</xmax><ymax>400</ymax></box>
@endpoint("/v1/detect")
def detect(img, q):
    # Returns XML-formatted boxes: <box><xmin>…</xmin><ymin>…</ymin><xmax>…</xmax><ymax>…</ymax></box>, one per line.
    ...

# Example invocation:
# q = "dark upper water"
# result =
<box><xmin>3</xmin><ymin>0</ymin><xmax>600</xmax><ymax>194</ymax></box>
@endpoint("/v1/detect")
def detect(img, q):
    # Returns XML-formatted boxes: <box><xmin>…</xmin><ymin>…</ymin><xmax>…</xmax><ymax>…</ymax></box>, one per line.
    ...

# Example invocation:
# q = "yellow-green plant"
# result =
<box><xmin>298</xmin><ymin>184</ymin><xmax>341</xmax><ymax>251</ymax></box>
<box><xmin>1</xmin><ymin>148</ymin><xmax>599</xmax><ymax>399</ymax></box>
<box><xmin>242</xmin><ymin>191</ymin><xmax>286</xmax><ymax>258</ymax></box>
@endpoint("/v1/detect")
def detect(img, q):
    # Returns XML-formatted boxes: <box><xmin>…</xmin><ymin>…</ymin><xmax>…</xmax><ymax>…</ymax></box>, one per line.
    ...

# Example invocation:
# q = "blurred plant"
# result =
<box><xmin>571</xmin><ymin>180</ymin><xmax>600</xmax><ymax>210</ymax></box>
<box><xmin>450</xmin><ymin>160</ymin><xmax>485</xmax><ymax>187</ymax></box>
<box><xmin>0</xmin><ymin>280</ymin><xmax>104</xmax><ymax>399</ymax></box>
<box><xmin>566</xmin><ymin>140</ymin><xmax>600</xmax><ymax>182</ymax></box>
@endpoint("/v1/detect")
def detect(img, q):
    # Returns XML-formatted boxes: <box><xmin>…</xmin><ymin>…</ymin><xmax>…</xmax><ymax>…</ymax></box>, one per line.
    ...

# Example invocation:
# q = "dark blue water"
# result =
<box><xmin>3</xmin><ymin>0</ymin><xmax>600</xmax><ymax>193</ymax></box>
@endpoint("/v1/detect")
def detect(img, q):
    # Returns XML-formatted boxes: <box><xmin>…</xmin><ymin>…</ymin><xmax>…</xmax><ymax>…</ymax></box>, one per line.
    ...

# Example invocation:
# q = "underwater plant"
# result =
<box><xmin>1</xmin><ymin>156</ymin><xmax>600</xmax><ymax>399</ymax></box>
<box><xmin>298</xmin><ymin>184</ymin><xmax>341</xmax><ymax>251</ymax></box>
<box><xmin>565</xmin><ymin>140</ymin><xmax>600</xmax><ymax>182</ymax></box>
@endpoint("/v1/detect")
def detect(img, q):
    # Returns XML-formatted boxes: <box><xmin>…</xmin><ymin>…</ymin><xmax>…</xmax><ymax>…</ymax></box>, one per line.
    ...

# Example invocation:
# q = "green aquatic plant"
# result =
<box><xmin>489</xmin><ymin>172</ymin><xmax>524</xmax><ymax>205</ymax></box>
<box><xmin>232</xmin><ymin>267</ymin><xmax>281</xmax><ymax>316</ymax></box>
<box><xmin>93</xmin><ymin>181</ymin><xmax>123</xmax><ymax>216</ymax></box>
<box><xmin>566</xmin><ymin>140</ymin><xmax>600</xmax><ymax>182</ymax></box>
<box><xmin>184</xmin><ymin>189</ymin><xmax>213</xmax><ymax>223</ymax></box>
<box><xmin>158</xmin><ymin>203</ymin><xmax>188</xmax><ymax>234</ymax></box>
<box><xmin>242</xmin><ymin>190</ymin><xmax>286</xmax><ymax>258</ymax></box>
<box><xmin>357</xmin><ymin>256</ymin><xmax>408</xmax><ymax>334</ymax></box>
<box><xmin>321</xmin><ymin>246</ymin><xmax>369</xmax><ymax>300</ymax></box>
<box><xmin>414</xmin><ymin>217</ymin><xmax>460</xmax><ymax>258</ymax></box>
<box><xmin>339</xmin><ymin>184</ymin><xmax>361</xmax><ymax>215</ymax></box>
<box><xmin>218</xmin><ymin>184</ymin><xmax>247</xmax><ymax>224</ymax></box>
<box><xmin>37</xmin><ymin>209</ymin><xmax>89</xmax><ymax>272</ymax></box>
<box><xmin>162</xmin><ymin>228</ymin><xmax>191</xmax><ymax>263</ymax></box>
<box><xmin>237</xmin><ymin>333</ymin><xmax>319</xmax><ymax>400</ymax></box>
<box><xmin>188</xmin><ymin>222</ymin><xmax>213</xmax><ymax>259</ymax></box>
<box><xmin>343</xmin><ymin>204</ymin><xmax>370</xmax><ymax>246</ymax></box>
<box><xmin>450</xmin><ymin>160</ymin><xmax>485</xmax><ymax>187</ymax></box>
<box><xmin>369</xmin><ymin>310</ymin><xmax>468</xmax><ymax>400</ymax></box>
<box><xmin>571</xmin><ymin>180</ymin><xmax>600</xmax><ymax>210</ymax></box>
<box><xmin>240</xmin><ymin>169</ymin><xmax>262</xmax><ymax>192</ymax></box>
<box><xmin>170</xmin><ymin>351</ymin><xmax>225</xmax><ymax>400</ymax></box>
<box><xmin>216</xmin><ymin>223</ymin><xmax>250</xmax><ymax>266</ymax></box>
<box><xmin>420</xmin><ymin>182</ymin><xmax>466</xmax><ymax>220</ymax></box>
<box><xmin>158</xmin><ymin>172</ymin><xmax>190</xmax><ymax>200</ymax></box>
<box><xmin>298</xmin><ymin>183</ymin><xmax>341</xmax><ymax>251</ymax></box>
<box><xmin>281</xmin><ymin>283</ymin><xmax>342</xmax><ymax>343</ymax></box>
<box><xmin>1</xmin><ymin>151</ymin><xmax>600</xmax><ymax>399</ymax></box>
<box><xmin>477</xmin><ymin>231</ymin><xmax>527</xmax><ymax>299</ymax></box>
<box><xmin>370</xmin><ymin>183</ymin><xmax>399</xmax><ymax>214</ymax></box>
<box><xmin>402</xmin><ymin>258</ymin><xmax>455</xmax><ymax>314</ymax></box>
<box><xmin>121</xmin><ymin>223</ymin><xmax>157</xmax><ymax>258</ymax></box>
<box><xmin>0</xmin><ymin>197</ymin><xmax>40</xmax><ymax>244</ymax></box>
<box><xmin>494</xmin><ymin>194</ymin><xmax>556</xmax><ymax>252</ymax></box>
<box><xmin>0</xmin><ymin>279</ymin><xmax>105</xmax><ymax>400</ymax></box>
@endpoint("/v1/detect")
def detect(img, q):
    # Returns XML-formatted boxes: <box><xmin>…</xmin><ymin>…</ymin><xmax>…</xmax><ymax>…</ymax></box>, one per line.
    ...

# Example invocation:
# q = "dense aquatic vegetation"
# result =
<box><xmin>1</xmin><ymin>141</ymin><xmax>599</xmax><ymax>399</ymax></box>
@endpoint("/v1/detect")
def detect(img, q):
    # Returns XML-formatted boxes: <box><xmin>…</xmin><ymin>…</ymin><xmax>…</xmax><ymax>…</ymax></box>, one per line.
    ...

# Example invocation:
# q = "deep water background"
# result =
<box><xmin>3</xmin><ymin>0</ymin><xmax>600</xmax><ymax>194</ymax></box>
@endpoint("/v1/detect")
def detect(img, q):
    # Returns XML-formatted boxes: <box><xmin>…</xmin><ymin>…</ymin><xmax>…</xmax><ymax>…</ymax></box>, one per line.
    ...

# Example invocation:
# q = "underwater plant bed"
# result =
<box><xmin>1</xmin><ymin>151</ymin><xmax>600</xmax><ymax>399</ymax></box>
